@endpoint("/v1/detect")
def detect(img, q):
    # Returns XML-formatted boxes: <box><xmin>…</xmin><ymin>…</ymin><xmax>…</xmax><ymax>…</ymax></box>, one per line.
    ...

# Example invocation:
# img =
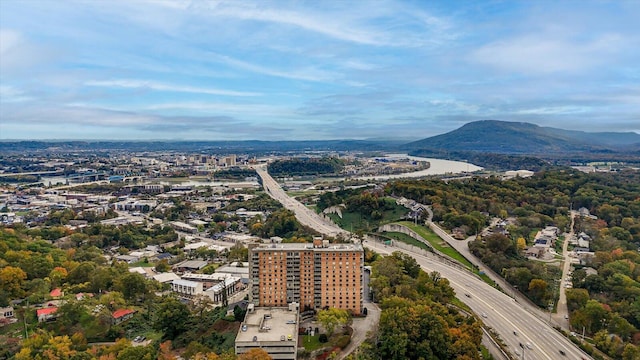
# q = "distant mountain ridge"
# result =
<box><xmin>405</xmin><ymin>120</ymin><xmax>640</xmax><ymax>154</ymax></box>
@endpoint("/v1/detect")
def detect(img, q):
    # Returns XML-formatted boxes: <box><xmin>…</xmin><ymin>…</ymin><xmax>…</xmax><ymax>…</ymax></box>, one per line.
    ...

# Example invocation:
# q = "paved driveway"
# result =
<box><xmin>337</xmin><ymin>303</ymin><xmax>381</xmax><ymax>360</ymax></box>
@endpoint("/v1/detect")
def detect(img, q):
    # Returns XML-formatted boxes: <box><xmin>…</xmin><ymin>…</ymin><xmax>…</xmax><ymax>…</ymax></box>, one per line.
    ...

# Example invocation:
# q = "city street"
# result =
<box><xmin>554</xmin><ymin>211</ymin><xmax>578</xmax><ymax>329</ymax></box>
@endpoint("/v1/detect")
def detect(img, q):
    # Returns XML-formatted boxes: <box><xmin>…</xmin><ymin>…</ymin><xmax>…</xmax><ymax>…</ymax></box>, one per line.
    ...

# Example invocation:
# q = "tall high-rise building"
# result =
<box><xmin>249</xmin><ymin>240</ymin><xmax>364</xmax><ymax>314</ymax></box>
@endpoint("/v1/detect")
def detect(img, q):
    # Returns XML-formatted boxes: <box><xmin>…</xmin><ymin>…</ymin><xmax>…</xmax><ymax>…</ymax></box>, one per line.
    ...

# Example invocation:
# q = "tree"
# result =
<box><xmin>237</xmin><ymin>348</ymin><xmax>273</xmax><ymax>360</ymax></box>
<box><xmin>116</xmin><ymin>345</ymin><xmax>155</xmax><ymax>360</ymax></box>
<box><xmin>194</xmin><ymin>353</ymin><xmax>221</xmax><ymax>360</ymax></box>
<box><xmin>49</xmin><ymin>267</ymin><xmax>68</xmax><ymax>288</ymax></box>
<box><xmin>155</xmin><ymin>297</ymin><xmax>191</xmax><ymax>340</ymax></box>
<box><xmin>622</xmin><ymin>343</ymin><xmax>640</xmax><ymax>360</ymax></box>
<box><xmin>528</xmin><ymin>279</ymin><xmax>549</xmax><ymax>306</ymax></box>
<box><xmin>317</xmin><ymin>308</ymin><xmax>349</xmax><ymax>337</ymax></box>
<box><xmin>0</xmin><ymin>266</ymin><xmax>27</xmax><ymax>299</ymax></box>
<box><xmin>234</xmin><ymin>305</ymin><xmax>246</xmax><ymax>322</ymax></box>
<box><xmin>67</xmin><ymin>262</ymin><xmax>96</xmax><ymax>285</ymax></box>
<box><xmin>393</xmin><ymin>252</ymin><xmax>420</xmax><ymax>279</ymax></box>
<box><xmin>190</xmin><ymin>294</ymin><xmax>214</xmax><ymax>319</ymax></box>
<box><xmin>117</xmin><ymin>273</ymin><xmax>148</xmax><ymax>301</ymax></box>
<box><xmin>566</xmin><ymin>288</ymin><xmax>590</xmax><ymax>312</ymax></box>
<box><xmin>155</xmin><ymin>260</ymin><xmax>171</xmax><ymax>273</ymax></box>
<box><xmin>157</xmin><ymin>341</ymin><xmax>177</xmax><ymax>360</ymax></box>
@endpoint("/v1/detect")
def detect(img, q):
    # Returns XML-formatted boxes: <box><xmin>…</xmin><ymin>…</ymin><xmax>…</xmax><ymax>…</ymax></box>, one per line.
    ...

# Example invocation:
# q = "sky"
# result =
<box><xmin>1</xmin><ymin>0</ymin><xmax>639</xmax><ymax>141</ymax></box>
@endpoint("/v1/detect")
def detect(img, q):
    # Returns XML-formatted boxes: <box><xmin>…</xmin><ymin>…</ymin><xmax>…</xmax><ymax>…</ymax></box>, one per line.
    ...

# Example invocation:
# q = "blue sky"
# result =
<box><xmin>1</xmin><ymin>0</ymin><xmax>639</xmax><ymax>140</ymax></box>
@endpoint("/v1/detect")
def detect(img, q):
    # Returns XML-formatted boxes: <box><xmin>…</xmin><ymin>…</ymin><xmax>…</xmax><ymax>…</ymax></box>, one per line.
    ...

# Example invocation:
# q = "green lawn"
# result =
<box><xmin>302</xmin><ymin>334</ymin><xmax>325</xmax><ymax>351</ymax></box>
<box><xmin>397</xmin><ymin>221</ymin><xmax>475</xmax><ymax>269</ymax></box>
<box><xmin>391</xmin><ymin>221</ymin><xmax>496</xmax><ymax>287</ymax></box>
<box><xmin>555</xmin><ymin>235</ymin><xmax>565</xmax><ymax>254</ymax></box>
<box><xmin>383</xmin><ymin>231</ymin><xmax>432</xmax><ymax>252</ymax></box>
<box><xmin>0</xmin><ymin>320</ymin><xmax>24</xmax><ymax>337</ymax></box>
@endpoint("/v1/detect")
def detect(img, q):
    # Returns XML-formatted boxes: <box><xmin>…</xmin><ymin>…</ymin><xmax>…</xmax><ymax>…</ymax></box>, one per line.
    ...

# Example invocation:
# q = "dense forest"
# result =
<box><xmin>359</xmin><ymin>252</ymin><xmax>483</xmax><ymax>360</ymax></box>
<box><xmin>409</xmin><ymin>149</ymin><xmax>551</xmax><ymax>171</ymax></box>
<box><xmin>268</xmin><ymin>157</ymin><xmax>345</xmax><ymax>176</ymax></box>
<box><xmin>213</xmin><ymin>168</ymin><xmax>257</xmax><ymax>180</ymax></box>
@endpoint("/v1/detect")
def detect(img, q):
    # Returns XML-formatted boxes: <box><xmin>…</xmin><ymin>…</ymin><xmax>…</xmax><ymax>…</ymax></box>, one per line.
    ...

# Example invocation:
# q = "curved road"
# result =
<box><xmin>366</xmin><ymin>240</ymin><xmax>591</xmax><ymax>360</ymax></box>
<box><xmin>255</xmin><ymin>164</ymin><xmax>590</xmax><ymax>360</ymax></box>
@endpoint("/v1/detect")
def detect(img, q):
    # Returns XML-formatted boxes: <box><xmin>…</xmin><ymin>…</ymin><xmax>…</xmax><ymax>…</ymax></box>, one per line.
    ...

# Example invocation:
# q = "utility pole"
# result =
<box><xmin>23</xmin><ymin>299</ymin><xmax>29</xmax><ymax>339</ymax></box>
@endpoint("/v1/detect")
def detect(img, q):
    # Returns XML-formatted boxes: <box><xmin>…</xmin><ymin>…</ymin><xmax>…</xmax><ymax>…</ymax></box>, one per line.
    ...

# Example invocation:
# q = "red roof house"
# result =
<box><xmin>112</xmin><ymin>308</ymin><xmax>136</xmax><ymax>325</ymax></box>
<box><xmin>50</xmin><ymin>288</ymin><xmax>63</xmax><ymax>298</ymax></box>
<box><xmin>37</xmin><ymin>307</ymin><xmax>58</xmax><ymax>322</ymax></box>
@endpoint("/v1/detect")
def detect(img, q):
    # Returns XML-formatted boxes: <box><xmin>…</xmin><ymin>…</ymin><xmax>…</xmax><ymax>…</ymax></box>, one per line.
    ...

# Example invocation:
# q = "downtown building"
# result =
<box><xmin>249</xmin><ymin>239</ymin><xmax>364</xmax><ymax>315</ymax></box>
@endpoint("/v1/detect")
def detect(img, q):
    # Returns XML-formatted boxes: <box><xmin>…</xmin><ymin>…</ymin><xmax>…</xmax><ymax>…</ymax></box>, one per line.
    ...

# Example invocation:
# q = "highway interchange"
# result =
<box><xmin>255</xmin><ymin>164</ymin><xmax>592</xmax><ymax>360</ymax></box>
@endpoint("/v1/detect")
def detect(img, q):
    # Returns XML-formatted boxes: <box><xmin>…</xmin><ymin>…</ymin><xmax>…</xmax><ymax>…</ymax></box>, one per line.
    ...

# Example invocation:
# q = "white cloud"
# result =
<box><xmin>0</xmin><ymin>29</ymin><xmax>21</xmax><ymax>54</ymax></box>
<box><xmin>0</xmin><ymin>85</ymin><xmax>31</xmax><ymax>102</ymax></box>
<box><xmin>85</xmin><ymin>79</ymin><xmax>260</xmax><ymax>97</ymax></box>
<box><xmin>516</xmin><ymin>106</ymin><xmax>591</xmax><ymax>115</ymax></box>
<box><xmin>472</xmin><ymin>33</ymin><xmax>625</xmax><ymax>74</ymax></box>
<box><xmin>208</xmin><ymin>53</ymin><xmax>337</xmax><ymax>82</ymax></box>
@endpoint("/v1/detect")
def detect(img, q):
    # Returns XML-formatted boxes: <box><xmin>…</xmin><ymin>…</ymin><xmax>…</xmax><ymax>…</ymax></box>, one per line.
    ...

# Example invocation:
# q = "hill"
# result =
<box><xmin>405</xmin><ymin>120</ymin><xmax>640</xmax><ymax>154</ymax></box>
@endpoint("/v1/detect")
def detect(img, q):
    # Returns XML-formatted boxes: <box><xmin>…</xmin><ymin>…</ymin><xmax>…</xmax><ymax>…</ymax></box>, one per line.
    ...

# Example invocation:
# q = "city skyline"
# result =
<box><xmin>1</xmin><ymin>0</ymin><xmax>639</xmax><ymax>140</ymax></box>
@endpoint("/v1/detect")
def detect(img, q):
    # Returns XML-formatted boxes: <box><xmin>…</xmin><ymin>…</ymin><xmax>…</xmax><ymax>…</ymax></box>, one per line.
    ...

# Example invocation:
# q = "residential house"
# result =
<box><xmin>50</xmin><ymin>288</ymin><xmax>63</xmax><ymax>299</ymax></box>
<box><xmin>112</xmin><ymin>309</ymin><xmax>136</xmax><ymax>325</ymax></box>
<box><xmin>0</xmin><ymin>306</ymin><xmax>15</xmax><ymax>323</ymax></box>
<box><xmin>37</xmin><ymin>307</ymin><xmax>58</xmax><ymax>322</ymax></box>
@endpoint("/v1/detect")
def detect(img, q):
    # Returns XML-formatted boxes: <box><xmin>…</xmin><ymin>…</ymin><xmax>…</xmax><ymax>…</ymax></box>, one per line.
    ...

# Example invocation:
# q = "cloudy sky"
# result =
<box><xmin>1</xmin><ymin>0</ymin><xmax>639</xmax><ymax>140</ymax></box>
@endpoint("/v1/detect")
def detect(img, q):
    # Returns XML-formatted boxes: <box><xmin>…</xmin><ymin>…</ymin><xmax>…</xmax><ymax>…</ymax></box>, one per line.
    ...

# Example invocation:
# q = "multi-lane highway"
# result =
<box><xmin>366</xmin><ymin>240</ymin><xmax>591</xmax><ymax>360</ymax></box>
<box><xmin>255</xmin><ymin>164</ymin><xmax>591</xmax><ymax>360</ymax></box>
<box><xmin>254</xmin><ymin>164</ymin><xmax>348</xmax><ymax>238</ymax></box>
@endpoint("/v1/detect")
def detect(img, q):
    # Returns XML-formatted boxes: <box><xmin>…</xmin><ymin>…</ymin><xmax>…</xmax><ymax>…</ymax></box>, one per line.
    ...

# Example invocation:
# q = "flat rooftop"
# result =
<box><xmin>252</xmin><ymin>243</ymin><xmax>363</xmax><ymax>252</ymax></box>
<box><xmin>236</xmin><ymin>308</ymin><xmax>298</xmax><ymax>343</ymax></box>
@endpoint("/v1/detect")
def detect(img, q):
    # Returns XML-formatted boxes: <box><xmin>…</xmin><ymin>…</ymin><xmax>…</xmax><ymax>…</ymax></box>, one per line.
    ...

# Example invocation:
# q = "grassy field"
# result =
<box><xmin>383</xmin><ymin>231</ymin><xmax>432</xmax><ymax>252</ymax></box>
<box><xmin>555</xmin><ymin>235</ymin><xmax>565</xmax><ymax>254</ymax></box>
<box><xmin>302</xmin><ymin>334</ymin><xmax>325</xmax><ymax>351</ymax></box>
<box><xmin>397</xmin><ymin>221</ymin><xmax>475</xmax><ymax>269</ymax></box>
<box><xmin>390</xmin><ymin>221</ymin><xmax>496</xmax><ymax>287</ymax></box>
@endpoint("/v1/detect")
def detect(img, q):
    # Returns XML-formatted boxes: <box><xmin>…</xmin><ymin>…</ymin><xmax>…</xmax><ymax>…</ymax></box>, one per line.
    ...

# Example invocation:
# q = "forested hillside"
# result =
<box><xmin>384</xmin><ymin>169</ymin><xmax>640</xmax><ymax>358</ymax></box>
<box><xmin>268</xmin><ymin>157</ymin><xmax>345</xmax><ymax>176</ymax></box>
<box><xmin>363</xmin><ymin>252</ymin><xmax>484</xmax><ymax>359</ymax></box>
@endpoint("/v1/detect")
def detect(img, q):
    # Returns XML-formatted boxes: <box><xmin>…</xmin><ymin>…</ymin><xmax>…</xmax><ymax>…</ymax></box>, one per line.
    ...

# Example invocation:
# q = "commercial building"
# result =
<box><xmin>235</xmin><ymin>305</ymin><xmax>298</xmax><ymax>360</ymax></box>
<box><xmin>249</xmin><ymin>240</ymin><xmax>364</xmax><ymax>314</ymax></box>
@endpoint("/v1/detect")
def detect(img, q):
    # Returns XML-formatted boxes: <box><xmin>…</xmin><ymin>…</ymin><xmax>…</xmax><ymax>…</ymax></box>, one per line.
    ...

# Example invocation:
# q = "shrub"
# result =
<box><xmin>334</xmin><ymin>335</ymin><xmax>351</xmax><ymax>349</ymax></box>
<box><xmin>319</xmin><ymin>334</ymin><xmax>328</xmax><ymax>343</ymax></box>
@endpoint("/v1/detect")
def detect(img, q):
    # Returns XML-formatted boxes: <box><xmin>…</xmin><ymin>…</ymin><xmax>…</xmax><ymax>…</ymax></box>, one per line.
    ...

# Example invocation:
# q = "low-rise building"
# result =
<box><xmin>37</xmin><ymin>307</ymin><xmax>58</xmax><ymax>322</ymax></box>
<box><xmin>153</xmin><ymin>272</ymin><xmax>180</xmax><ymax>284</ymax></box>
<box><xmin>1</xmin><ymin>306</ymin><xmax>15</xmax><ymax>321</ymax></box>
<box><xmin>235</xmin><ymin>306</ymin><xmax>298</xmax><ymax>360</ymax></box>
<box><xmin>112</xmin><ymin>309</ymin><xmax>136</xmax><ymax>325</ymax></box>
<box><xmin>172</xmin><ymin>279</ymin><xmax>203</xmax><ymax>299</ymax></box>
<box><xmin>173</xmin><ymin>260</ymin><xmax>209</xmax><ymax>273</ymax></box>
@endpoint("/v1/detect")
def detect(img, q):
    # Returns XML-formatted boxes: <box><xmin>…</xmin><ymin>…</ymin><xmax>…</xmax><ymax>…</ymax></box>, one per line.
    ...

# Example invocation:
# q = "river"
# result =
<box><xmin>355</xmin><ymin>154</ymin><xmax>483</xmax><ymax>180</ymax></box>
<box><xmin>41</xmin><ymin>154</ymin><xmax>481</xmax><ymax>187</ymax></box>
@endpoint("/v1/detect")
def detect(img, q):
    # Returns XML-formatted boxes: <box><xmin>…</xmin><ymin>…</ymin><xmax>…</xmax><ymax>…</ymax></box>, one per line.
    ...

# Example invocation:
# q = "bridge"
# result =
<box><xmin>0</xmin><ymin>169</ymin><xmax>64</xmax><ymax>177</ymax></box>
